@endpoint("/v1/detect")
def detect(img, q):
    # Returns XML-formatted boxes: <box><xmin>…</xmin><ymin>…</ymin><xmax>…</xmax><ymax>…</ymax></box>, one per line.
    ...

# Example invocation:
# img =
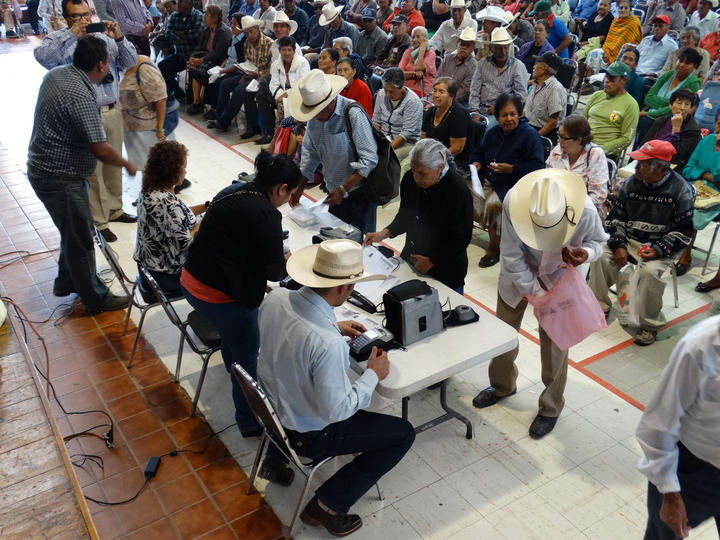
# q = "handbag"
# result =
<box><xmin>343</xmin><ymin>102</ymin><xmax>401</xmax><ymax>206</ymax></box>
<box><xmin>526</xmin><ymin>265</ymin><xmax>608</xmax><ymax>350</ymax></box>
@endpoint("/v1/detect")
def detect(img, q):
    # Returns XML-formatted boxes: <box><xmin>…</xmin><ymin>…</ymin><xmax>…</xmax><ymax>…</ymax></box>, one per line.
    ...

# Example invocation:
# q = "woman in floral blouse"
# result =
<box><xmin>133</xmin><ymin>141</ymin><xmax>205</xmax><ymax>296</ymax></box>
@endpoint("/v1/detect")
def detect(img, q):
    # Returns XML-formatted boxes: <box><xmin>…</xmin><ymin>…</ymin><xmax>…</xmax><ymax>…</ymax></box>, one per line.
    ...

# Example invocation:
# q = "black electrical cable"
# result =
<box><xmin>84</xmin><ymin>478</ymin><xmax>151</xmax><ymax>507</ymax></box>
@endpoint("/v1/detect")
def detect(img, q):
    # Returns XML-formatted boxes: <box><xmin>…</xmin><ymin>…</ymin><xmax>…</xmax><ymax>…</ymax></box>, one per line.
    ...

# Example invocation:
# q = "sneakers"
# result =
<box><xmin>300</xmin><ymin>496</ymin><xmax>362</xmax><ymax>537</ymax></box>
<box><xmin>472</xmin><ymin>386</ymin><xmax>516</xmax><ymax>409</ymax></box>
<box><xmin>258</xmin><ymin>459</ymin><xmax>295</xmax><ymax>487</ymax></box>
<box><xmin>529</xmin><ymin>414</ymin><xmax>558</xmax><ymax>439</ymax></box>
<box><xmin>634</xmin><ymin>329</ymin><xmax>657</xmax><ymax>346</ymax></box>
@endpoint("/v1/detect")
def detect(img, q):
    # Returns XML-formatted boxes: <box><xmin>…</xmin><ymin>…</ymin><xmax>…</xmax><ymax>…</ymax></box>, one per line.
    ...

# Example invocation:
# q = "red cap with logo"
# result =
<box><xmin>651</xmin><ymin>14</ymin><xmax>671</xmax><ymax>25</ymax></box>
<box><xmin>628</xmin><ymin>140</ymin><xmax>677</xmax><ymax>162</ymax></box>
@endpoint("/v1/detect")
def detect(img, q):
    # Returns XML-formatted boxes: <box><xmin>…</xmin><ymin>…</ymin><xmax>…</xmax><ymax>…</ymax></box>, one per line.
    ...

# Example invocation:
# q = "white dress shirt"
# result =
<box><xmin>689</xmin><ymin>9</ymin><xmax>719</xmax><ymax>39</ymax></box>
<box><xmin>636</xmin><ymin>315</ymin><xmax>720</xmax><ymax>493</ymax></box>
<box><xmin>257</xmin><ymin>287</ymin><xmax>379</xmax><ymax>433</ymax></box>
<box><xmin>427</xmin><ymin>12</ymin><xmax>477</xmax><ymax>55</ymax></box>
<box><xmin>497</xmin><ymin>195</ymin><xmax>609</xmax><ymax>308</ymax></box>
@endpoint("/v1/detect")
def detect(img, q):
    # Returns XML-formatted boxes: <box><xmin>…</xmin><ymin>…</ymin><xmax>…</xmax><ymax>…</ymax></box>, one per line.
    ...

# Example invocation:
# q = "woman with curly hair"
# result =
<box><xmin>133</xmin><ymin>141</ymin><xmax>205</xmax><ymax>296</ymax></box>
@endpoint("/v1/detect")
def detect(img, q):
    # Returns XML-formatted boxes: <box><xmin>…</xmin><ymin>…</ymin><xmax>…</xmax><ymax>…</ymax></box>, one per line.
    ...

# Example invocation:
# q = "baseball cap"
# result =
<box><xmin>528</xmin><ymin>0</ymin><xmax>551</xmax><ymax>15</ymax></box>
<box><xmin>391</xmin><ymin>14</ymin><xmax>409</xmax><ymax>24</ymax></box>
<box><xmin>604</xmin><ymin>61</ymin><xmax>631</xmax><ymax>78</ymax></box>
<box><xmin>361</xmin><ymin>6</ymin><xmax>377</xmax><ymax>18</ymax></box>
<box><xmin>628</xmin><ymin>140</ymin><xmax>677</xmax><ymax>162</ymax></box>
<box><xmin>532</xmin><ymin>51</ymin><xmax>562</xmax><ymax>72</ymax></box>
<box><xmin>651</xmin><ymin>14</ymin><xmax>671</xmax><ymax>25</ymax></box>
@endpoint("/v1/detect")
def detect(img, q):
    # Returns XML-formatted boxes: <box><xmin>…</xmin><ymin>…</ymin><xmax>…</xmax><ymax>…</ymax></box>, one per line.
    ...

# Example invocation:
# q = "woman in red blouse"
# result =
<box><xmin>338</xmin><ymin>57</ymin><xmax>374</xmax><ymax>116</ymax></box>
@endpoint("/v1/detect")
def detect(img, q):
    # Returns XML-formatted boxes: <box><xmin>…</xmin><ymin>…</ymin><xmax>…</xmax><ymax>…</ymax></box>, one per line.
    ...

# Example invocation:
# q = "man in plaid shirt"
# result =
<box><xmin>158</xmin><ymin>0</ymin><xmax>204</xmax><ymax>100</ymax></box>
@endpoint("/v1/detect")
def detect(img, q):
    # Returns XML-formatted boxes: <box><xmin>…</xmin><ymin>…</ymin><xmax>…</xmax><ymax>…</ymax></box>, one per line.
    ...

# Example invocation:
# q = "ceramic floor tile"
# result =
<box><xmin>485</xmin><ymin>491</ymin><xmax>580</xmax><ymax>540</ymax></box>
<box><xmin>544</xmin><ymin>412</ymin><xmax>617</xmax><ymax>465</ymax></box>
<box><xmin>576</xmin><ymin>393</ymin><xmax>643</xmax><ymax>443</ymax></box>
<box><xmin>392</xmin><ymin>479</ymin><xmax>483</xmax><ymax>539</ymax></box>
<box><xmin>493</xmin><ymin>436</ymin><xmax>577</xmax><ymax>490</ymax></box>
<box><xmin>579</xmin><ymin>443</ymin><xmax>647</xmax><ymax>503</ymax></box>
<box><xmin>412</xmin><ymin>417</ymin><xmax>489</xmax><ymax>478</ymax></box>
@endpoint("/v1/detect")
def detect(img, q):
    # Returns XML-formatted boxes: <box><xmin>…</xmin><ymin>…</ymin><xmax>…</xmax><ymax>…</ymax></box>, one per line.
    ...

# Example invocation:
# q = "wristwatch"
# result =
<box><xmin>339</xmin><ymin>185</ymin><xmax>349</xmax><ymax>199</ymax></box>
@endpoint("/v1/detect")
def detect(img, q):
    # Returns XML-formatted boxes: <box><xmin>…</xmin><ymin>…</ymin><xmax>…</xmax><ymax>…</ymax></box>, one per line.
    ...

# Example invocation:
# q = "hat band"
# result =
<box><xmin>312</xmin><ymin>268</ymin><xmax>365</xmax><ymax>280</ymax></box>
<box><xmin>303</xmin><ymin>87</ymin><xmax>334</xmax><ymax>107</ymax></box>
<box><xmin>530</xmin><ymin>205</ymin><xmax>577</xmax><ymax>230</ymax></box>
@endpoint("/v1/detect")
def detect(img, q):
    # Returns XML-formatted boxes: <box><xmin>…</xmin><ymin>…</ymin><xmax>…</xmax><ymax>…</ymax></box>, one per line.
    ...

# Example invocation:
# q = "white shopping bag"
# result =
<box><xmin>615</xmin><ymin>264</ymin><xmax>641</xmax><ymax>327</ymax></box>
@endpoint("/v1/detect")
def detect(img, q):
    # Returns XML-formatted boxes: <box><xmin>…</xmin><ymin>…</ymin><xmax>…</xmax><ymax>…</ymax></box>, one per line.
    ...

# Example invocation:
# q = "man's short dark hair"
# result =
<box><xmin>670</xmin><ymin>87</ymin><xmax>699</xmax><ymax>108</ymax></box>
<box><xmin>277</xmin><ymin>35</ymin><xmax>296</xmax><ymax>49</ymax></box>
<box><xmin>62</xmin><ymin>0</ymin><xmax>89</xmax><ymax>18</ymax></box>
<box><xmin>73</xmin><ymin>36</ymin><xmax>108</xmax><ymax>72</ymax></box>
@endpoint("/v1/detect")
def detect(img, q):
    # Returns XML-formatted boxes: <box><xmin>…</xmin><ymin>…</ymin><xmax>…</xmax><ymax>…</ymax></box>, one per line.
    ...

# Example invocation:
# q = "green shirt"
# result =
<box><xmin>583</xmin><ymin>90</ymin><xmax>639</xmax><ymax>157</ymax></box>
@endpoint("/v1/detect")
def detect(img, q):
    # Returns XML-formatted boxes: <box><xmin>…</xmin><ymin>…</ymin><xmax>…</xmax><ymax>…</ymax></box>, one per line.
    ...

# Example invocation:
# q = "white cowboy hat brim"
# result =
<box><xmin>287</xmin><ymin>73</ymin><xmax>348</xmax><ymax>121</ymax></box>
<box><xmin>318</xmin><ymin>6</ymin><xmax>342</xmax><ymax>25</ymax></box>
<box><xmin>273</xmin><ymin>16</ymin><xmax>299</xmax><ymax>34</ymax></box>
<box><xmin>480</xmin><ymin>36</ymin><xmax>514</xmax><ymax>45</ymax></box>
<box><xmin>287</xmin><ymin>244</ymin><xmax>386</xmax><ymax>288</ymax></box>
<box><xmin>507</xmin><ymin>168</ymin><xmax>588</xmax><ymax>251</ymax></box>
<box><xmin>241</xmin><ymin>17</ymin><xmax>264</xmax><ymax>29</ymax></box>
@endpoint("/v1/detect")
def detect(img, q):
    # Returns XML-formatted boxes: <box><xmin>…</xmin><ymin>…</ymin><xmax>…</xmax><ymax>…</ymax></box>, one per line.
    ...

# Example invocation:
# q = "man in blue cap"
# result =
<box><xmin>356</xmin><ymin>6</ymin><xmax>389</xmax><ymax>67</ymax></box>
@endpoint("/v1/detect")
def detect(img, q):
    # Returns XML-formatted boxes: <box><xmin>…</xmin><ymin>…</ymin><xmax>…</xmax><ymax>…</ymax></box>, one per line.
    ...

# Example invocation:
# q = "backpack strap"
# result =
<box><xmin>343</xmin><ymin>101</ymin><xmax>369</xmax><ymax>163</ymax></box>
<box><xmin>134</xmin><ymin>61</ymin><xmax>161</xmax><ymax>104</ymax></box>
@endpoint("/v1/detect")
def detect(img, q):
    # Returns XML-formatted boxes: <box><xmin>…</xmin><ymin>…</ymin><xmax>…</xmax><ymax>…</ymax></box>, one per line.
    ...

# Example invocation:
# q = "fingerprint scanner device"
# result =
<box><xmin>383</xmin><ymin>279</ymin><xmax>444</xmax><ymax>346</ymax></box>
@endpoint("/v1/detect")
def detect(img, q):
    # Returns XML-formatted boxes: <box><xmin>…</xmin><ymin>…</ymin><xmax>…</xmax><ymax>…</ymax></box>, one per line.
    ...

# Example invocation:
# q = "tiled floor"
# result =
<box><xmin>2</xmin><ymin>34</ymin><xmax>720</xmax><ymax>540</ymax></box>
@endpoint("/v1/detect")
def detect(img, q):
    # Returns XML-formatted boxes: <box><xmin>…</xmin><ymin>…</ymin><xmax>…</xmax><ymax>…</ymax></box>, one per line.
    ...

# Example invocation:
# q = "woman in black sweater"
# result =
<box><xmin>363</xmin><ymin>139</ymin><xmax>473</xmax><ymax>293</ymax></box>
<box><xmin>181</xmin><ymin>151</ymin><xmax>301</xmax><ymax>437</ymax></box>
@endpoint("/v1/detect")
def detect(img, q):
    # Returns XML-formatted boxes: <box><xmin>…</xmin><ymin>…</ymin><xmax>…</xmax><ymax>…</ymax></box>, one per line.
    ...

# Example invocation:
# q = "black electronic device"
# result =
<box><xmin>349</xmin><ymin>327</ymin><xmax>395</xmax><ymax>359</ymax></box>
<box><xmin>279</xmin><ymin>275</ymin><xmax>302</xmax><ymax>290</ymax></box>
<box><xmin>452</xmin><ymin>305</ymin><xmax>475</xmax><ymax>323</ymax></box>
<box><xmin>86</xmin><ymin>22</ymin><xmax>107</xmax><ymax>33</ymax></box>
<box><xmin>383</xmin><ymin>280</ymin><xmax>444</xmax><ymax>346</ymax></box>
<box><xmin>376</xmin><ymin>245</ymin><xmax>395</xmax><ymax>259</ymax></box>
<box><xmin>347</xmin><ymin>290</ymin><xmax>376</xmax><ymax>313</ymax></box>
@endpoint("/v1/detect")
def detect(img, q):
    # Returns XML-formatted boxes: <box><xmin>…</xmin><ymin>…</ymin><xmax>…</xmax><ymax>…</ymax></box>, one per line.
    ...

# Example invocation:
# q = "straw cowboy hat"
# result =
<box><xmin>319</xmin><ymin>2</ymin><xmax>343</xmax><ymax>26</ymax></box>
<box><xmin>272</xmin><ymin>11</ymin><xmax>298</xmax><ymax>35</ymax></box>
<box><xmin>286</xmin><ymin>239</ymin><xmax>386</xmax><ymax>288</ymax></box>
<box><xmin>241</xmin><ymin>15</ymin><xmax>263</xmax><ymax>30</ymax></box>
<box><xmin>482</xmin><ymin>26</ymin><xmax>513</xmax><ymax>45</ymax></box>
<box><xmin>457</xmin><ymin>26</ymin><xmax>479</xmax><ymax>42</ymax></box>
<box><xmin>287</xmin><ymin>69</ymin><xmax>348</xmax><ymax>121</ymax></box>
<box><xmin>475</xmin><ymin>5</ymin><xmax>507</xmax><ymax>23</ymax></box>
<box><xmin>508</xmin><ymin>169</ymin><xmax>587</xmax><ymax>251</ymax></box>
<box><xmin>449</xmin><ymin>0</ymin><xmax>468</xmax><ymax>8</ymax></box>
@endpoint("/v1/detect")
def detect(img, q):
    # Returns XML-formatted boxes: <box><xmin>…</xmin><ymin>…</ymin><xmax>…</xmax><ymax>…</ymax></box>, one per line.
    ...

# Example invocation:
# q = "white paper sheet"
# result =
<box><xmin>469</xmin><ymin>164</ymin><xmax>484</xmax><ymax>200</ymax></box>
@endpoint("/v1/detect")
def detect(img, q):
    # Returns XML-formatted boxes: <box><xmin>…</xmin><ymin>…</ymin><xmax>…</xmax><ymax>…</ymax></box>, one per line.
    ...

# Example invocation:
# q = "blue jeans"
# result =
<box><xmin>181</xmin><ymin>286</ymin><xmax>261</xmax><ymax>434</ymax></box>
<box><xmin>137</xmin><ymin>263</ymin><xmax>181</xmax><ymax>299</ymax></box>
<box><xmin>644</xmin><ymin>442</ymin><xmax>720</xmax><ymax>539</ymax></box>
<box><xmin>328</xmin><ymin>187</ymin><xmax>377</xmax><ymax>235</ymax></box>
<box><xmin>29</xmin><ymin>176</ymin><xmax>110</xmax><ymax>312</ymax></box>
<box><xmin>286</xmin><ymin>410</ymin><xmax>415</xmax><ymax>514</ymax></box>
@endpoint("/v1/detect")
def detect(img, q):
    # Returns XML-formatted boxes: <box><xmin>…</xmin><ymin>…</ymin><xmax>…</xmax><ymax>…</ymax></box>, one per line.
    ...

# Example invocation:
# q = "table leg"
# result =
<box><xmin>405</xmin><ymin>380</ymin><xmax>474</xmax><ymax>439</ymax></box>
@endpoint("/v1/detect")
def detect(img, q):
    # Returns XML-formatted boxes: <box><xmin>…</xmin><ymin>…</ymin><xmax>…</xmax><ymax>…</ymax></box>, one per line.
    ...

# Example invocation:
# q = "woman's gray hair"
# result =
<box><xmin>332</xmin><ymin>36</ymin><xmax>353</xmax><ymax>54</ymax></box>
<box><xmin>681</xmin><ymin>26</ymin><xmax>701</xmax><ymax>45</ymax></box>
<box><xmin>409</xmin><ymin>138</ymin><xmax>452</xmax><ymax>169</ymax></box>
<box><xmin>412</xmin><ymin>26</ymin><xmax>428</xmax><ymax>39</ymax></box>
<box><xmin>381</xmin><ymin>67</ymin><xmax>406</xmax><ymax>88</ymax></box>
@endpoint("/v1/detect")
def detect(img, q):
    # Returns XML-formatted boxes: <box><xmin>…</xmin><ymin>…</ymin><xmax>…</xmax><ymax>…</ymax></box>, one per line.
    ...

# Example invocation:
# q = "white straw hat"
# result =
<box><xmin>273</xmin><ymin>10</ymin><xmax>298</xmax><ymax>35</ymax></box>
<box><xmin>458</xmin><ymin>26</ymin><xmax>479</xmax><ymax>42</ymax></box>
<box><xmin>508</xmin><ymin>169</ymin><xmax>588</xmax><ymax>251</ymax></box>
<box><xmin>286</xmin><ymin>239</ymin><xmax>386</xmax><ymax>287</ymax></box>
<box><xmin>484</xmin><ymin>26</ymin><xmax>513</xmax><ymax>45</ymax></box>
<box><xmin>241</xmin><ymin>15</ymin><xmax>263</xmax><ymax>29</ymax></box>
<box><xmin>475</xmin><ymin>5</ymin><xmax>507</xmax><ymax>23</ymax></box>
<box><xmin>319</xmin><ymin>2</ymin><xmax>343</xmax><ymax>25</ymax></box>
<box><xmin>287</xmin><ymin>69</ymin><xmax>348</xmax><ymax>121</ymax></box>
<box><xmin>449</xmin><ymin>0</ymin><xmax>468</xmax><ymax>8</ymax></box>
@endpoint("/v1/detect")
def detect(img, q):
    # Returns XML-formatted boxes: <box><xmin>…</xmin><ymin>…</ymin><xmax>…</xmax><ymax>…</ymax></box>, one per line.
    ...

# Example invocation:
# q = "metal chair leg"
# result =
<box><xmin>288</xmin><ymin>467</ymin><xmax>318</xmax><ymax>539</ymax></box>
<box><xmin>702</xmin><ymin>223</ymin><xmax>720</xmax><ymax>275</ymax></box>
<box><xmin>672</xmin><ymin>266</ymin><xmax>679</xmax><ymax>308</ymax></box>
<box><xmin>190</xmin><ymin>351</ymin><xmax>214</xmax><ymax>417</ymax></box>
<box><xmin>246</xmin><ymin>432</ymin><xmax>268</xmax><ymax>495</ymax></box>
<box><xmin>122</xmin><ymin>286</ymin><xmax>136</xmax><ymax>336</ymax></box>
<box><xmin>126</xmin><ymin>306</ymin><xmax>149</xmax><ymax>369</ymax></box>
<box><xmin>174</xmin><ymin>334</ymin><xmax>185</xmax><ymax>382</ymax></box>
<box><xmin>375</xmin><ymin>482</ymin><xmax>384</xmax><ymax>501</ymax></box>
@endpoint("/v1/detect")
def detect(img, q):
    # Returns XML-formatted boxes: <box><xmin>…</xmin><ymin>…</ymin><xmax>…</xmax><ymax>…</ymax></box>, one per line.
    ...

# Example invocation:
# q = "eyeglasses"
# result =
<box><xmin>558</xmin><ymin>134</ymin><xmax>577</xmax><ymax>141</ymax></box>
<box><xmin>66</xmin><ymin>11</ymin><xmax>92</xmax><ymax>20</ymax></box>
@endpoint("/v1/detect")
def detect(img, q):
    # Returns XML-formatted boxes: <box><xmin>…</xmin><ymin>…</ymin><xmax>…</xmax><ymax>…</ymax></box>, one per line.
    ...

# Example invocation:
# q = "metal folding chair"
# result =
<box><xmin>232</xmin><ymin>363</ymin><xmax>383</xmax><ymax>539</ymax></box>
<box><xmin>140</xmin><ymin>267</ymin><xmax>221</xmax><ymax>416</ymax></box>
<box><xmin>540</xmin><ymin>136</ymin><xmax>553</xmax><ymax>160</ymax></box>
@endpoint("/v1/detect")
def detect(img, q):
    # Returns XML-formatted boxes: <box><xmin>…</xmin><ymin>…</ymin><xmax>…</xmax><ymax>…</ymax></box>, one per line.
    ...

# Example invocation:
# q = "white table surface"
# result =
<box><xmin>280</xmin><ymin>201</ymin><xmax>519</xmax><ymax>400</ymax></box>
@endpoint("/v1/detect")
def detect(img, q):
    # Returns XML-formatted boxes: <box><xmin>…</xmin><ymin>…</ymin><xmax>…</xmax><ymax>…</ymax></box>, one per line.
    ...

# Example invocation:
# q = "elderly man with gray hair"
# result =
<box><xmin>372</xmin><ymin>67</ymin><xmax>424</xmax><ymax>162</ymax></box>
<box><xmin>524</xmin><ymin>51</ymin><xmax>567</xmax><ymax>143</ymax></box>
<box><xmin>364</xmin><ymin>139</ymin><xmax>473</xmax><ymax>292</ymax></box>
<box><xmin>661</xmin><ymin>26</ymin><xmax>711</xmax><ymax>80</ymax></box>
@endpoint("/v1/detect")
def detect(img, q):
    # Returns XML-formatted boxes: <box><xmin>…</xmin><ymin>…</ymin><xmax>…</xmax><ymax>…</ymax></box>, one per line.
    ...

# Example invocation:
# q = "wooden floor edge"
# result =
<box><xmin>3</xmin><ymin>302</ymin><xmax>100</xmax><ymax>540</ymax></box>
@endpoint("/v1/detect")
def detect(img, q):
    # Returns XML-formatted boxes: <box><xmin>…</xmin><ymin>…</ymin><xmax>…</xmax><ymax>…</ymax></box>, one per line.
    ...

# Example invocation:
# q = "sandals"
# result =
<box><xmin>695</xmin><ymin>281</ymin><xmax>720</xmax><ymax>293</ymax></box>
<box><xmin>478</xmin><ymin>254</ymin><xmax>499</xmax><ymax>268</ymax></box>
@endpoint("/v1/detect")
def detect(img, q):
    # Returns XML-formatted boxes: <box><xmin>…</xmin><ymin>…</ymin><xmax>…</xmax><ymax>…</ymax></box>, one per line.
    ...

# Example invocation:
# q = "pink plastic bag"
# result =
<box><xmin>526</xmin><ymin>265</ymin><xmax>607</xmax><ymax>350</ymax></box>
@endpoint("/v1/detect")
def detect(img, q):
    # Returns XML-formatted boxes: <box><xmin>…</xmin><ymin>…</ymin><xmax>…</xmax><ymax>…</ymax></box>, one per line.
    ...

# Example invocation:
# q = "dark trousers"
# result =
<box><xmin>644</xmin><ymin>442</ymin><xmax>720</xmax><ymax>540</ymax></box>
<box><xmin>137</xmin><ymin>263</ymin><xmax>181</xmax><ymax>299</ymax></box>
<box><xmin>328</xmin><ymin>187</ymin><xmax>377</xmax><ymax>235</ymax></box>
<box><xmin>217</xmin><ymin>75</ymin><xmax>252</xmax><ymax>128</ymax></box>
<box><xmin>26</xmin><ymin>0</ymin><xmax>40</xmax><ymax>32</ymax></box>
<box><xmin>159</xmin><ymin>53</ymin><xmax>188</xmax><ymax>99</ymax></box>
<box><xmin>126</xmin><ymin>34</ymin><xmax>151</xmax><ymax>56</ymax></box>
<box><xmin>29</xmin><ymin>176</ymin><xmax>110</xmax><ymax>312</ymax></box>
<box><xmin>181</xmin><ymin>286</ymin><xmax>261</xmax><ymax>435</ymax></box>
<box><xmin>244</xmin><ymin>75</ymin><xmax>275</xmax><ymax>136</ymax></box>
<box><xmin>287</xmin><ymin>410</ymin><xmax>415</xmax><ymax>514</ymax></box>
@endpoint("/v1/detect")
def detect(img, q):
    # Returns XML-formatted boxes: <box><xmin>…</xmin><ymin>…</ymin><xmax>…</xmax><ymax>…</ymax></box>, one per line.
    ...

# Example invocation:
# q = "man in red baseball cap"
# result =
<box><xmin>642</xmin><ymin>0</ymin><xmax>686</xmax><ymax>36</ymax></box>
<box><xmin>636</xmin><ymin>14</ymin><xmax>679</xmax><ymax>76</ymax></box>
<box><xmin>588</xmin><ymin>139</ymin><xmax>694</xmax><ymax>346</ymax></box>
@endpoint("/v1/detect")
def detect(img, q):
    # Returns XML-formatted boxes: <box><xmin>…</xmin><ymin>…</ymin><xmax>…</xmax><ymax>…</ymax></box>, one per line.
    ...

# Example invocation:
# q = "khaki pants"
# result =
<box><xmin>489</xmin><ymin>293</ymin><xmax>569</xmax><ymax>418</ymax></box>
<box><xmin>88</xmin><ymin>105</ymin><xmax>124</xmax><ymax>230</ymax></box>
<box><xmin>588</xmin><ymin>239</ymin><xmax>672</xmax><ymax>331</ymax></box>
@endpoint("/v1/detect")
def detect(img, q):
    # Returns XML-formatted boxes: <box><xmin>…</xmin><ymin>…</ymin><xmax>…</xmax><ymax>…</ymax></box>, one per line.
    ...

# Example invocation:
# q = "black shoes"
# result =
<box><xmin>258</xmin><ymin>459</ymin><xmax>295</xmax><ymax>487</ymax></box>
<box><xmin>478</xmin><ymin>254</ymin><xmax>499</xmax><ymax>268</ymax></box>
<box><xmin>186</xmin><ymin>103</ymin><xmax>203</xmax><ymax>115</ymax></box>
<box><xmin>300</xmin><ymin>496</ymin><xmax>362</xmax><ymax>537</ymax></box>
<box><xmin>206</xmin><ymin>119</ymin><xmax>229</xmax><ymax>132</ymax></box>
<box><xmin>109</xmin><ymin>212</ymin><xmax>137</xmax><ymax>223</ymax></box>
<box><xmin>99</xmin><ymin>228</ymin><xmax>117</xmax><ymax>242</ymax></box>
<box><xmin>174</xmin><ymin>178</ymin><xmax>192</xmax><ymax>194</ymax></box>
<box><xmin>86</xmin><ymin>293</ymin><xmax>130</xmax><ymax>315</ymax></box>
<box><xmin>239</xmin><ymin>127</ymin><xmax>259</xmax><ymax>139</ymax></box>
<box><xmin>255</xmin><ymin>134</ymin><xmax>273</xmax><ymax>145</ymax></box>
<box><xmin>472</xmin><ymin>386</ymin><xmax>516</xmax><ymax>408</ymax></box>
<box><xmin>529</xmin><ymin>414</ymin><xmax>558</xmax><ymax>439</ymax></box>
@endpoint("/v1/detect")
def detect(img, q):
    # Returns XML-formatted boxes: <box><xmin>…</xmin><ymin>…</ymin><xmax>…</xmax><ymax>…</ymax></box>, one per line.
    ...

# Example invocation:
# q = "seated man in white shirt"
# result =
<box><xmin>636</xmin><ymin>315</ymin><xmax>720</xmax><ymax>540</ymax></box>
<box><xmin>257</xmin><ymin>239</ymin><xmax>416</xmax><ymax>537</ymax></box>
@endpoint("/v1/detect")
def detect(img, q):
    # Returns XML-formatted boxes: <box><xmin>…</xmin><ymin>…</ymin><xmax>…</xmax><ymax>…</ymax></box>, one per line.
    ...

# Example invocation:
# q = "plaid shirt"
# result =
<box><xmin>244</xmin><ymin>33</ymin><xmax>273</xmax><ymax>78</ymax></box>
<box><xmin>165</xmin><ymin>7</ymin><xmax>205</xmax><ymax>61</ymax></box>
<box><xmin>27</xmin><ymin>65</ymin><xmax>106</xmax><ymax>179</ymax></box>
